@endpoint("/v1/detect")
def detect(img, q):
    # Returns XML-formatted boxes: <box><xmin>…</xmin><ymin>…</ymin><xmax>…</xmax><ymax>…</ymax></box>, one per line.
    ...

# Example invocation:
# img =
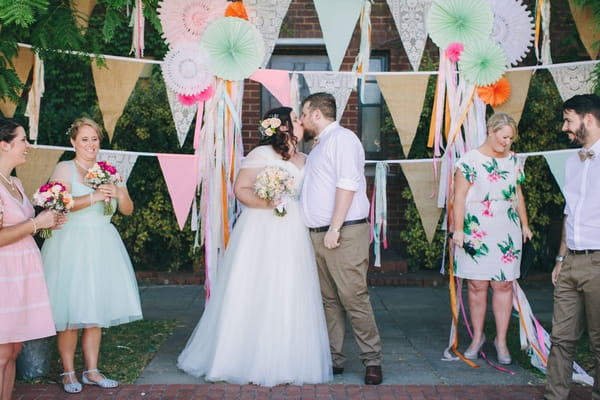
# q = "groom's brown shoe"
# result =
<box><xmin>364</xmin><ymin>366</ymin><xmax>382</xmax><ymax>385</ymax></box>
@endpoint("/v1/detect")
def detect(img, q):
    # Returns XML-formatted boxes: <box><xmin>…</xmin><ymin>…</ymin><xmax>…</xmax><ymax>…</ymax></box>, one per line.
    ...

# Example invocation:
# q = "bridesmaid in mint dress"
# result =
<box><xmin>41</xmin><ymin>118</ymin><xmax>142</xmax><ymax>393</ymax></box>
<box><xmin>0</xmin><ymin>119</ymin><xmax>58</xmax><ymax>400</ymax></box>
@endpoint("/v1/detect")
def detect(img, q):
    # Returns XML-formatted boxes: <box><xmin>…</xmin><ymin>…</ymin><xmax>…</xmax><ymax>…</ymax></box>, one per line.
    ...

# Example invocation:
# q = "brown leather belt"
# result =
<box><xmin>309</xmin><ymin>218</ymin><xmax>369</xmax><ymax>233</ymax></box>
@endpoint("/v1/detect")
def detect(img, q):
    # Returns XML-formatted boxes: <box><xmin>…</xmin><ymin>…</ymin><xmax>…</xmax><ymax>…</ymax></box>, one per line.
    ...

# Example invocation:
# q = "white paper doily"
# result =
<box><xmin>161</xmin><ymin>43</ymin><xmax>214</xmax><ymax>96</ymax></box>
<box><xmin>489</xmin><ymin>0</ymin><xmax>534</xmax><ymax>66</ymax></box>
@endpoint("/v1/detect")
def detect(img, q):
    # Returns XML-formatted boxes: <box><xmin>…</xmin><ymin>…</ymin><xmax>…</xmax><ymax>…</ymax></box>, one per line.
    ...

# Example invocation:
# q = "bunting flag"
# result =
<box><xmin>98</xmin><ymin>150</ymin><xmax>139</xmax><ymax>183</ymax></box>
<box><xmin>157</xmin><ymin>153</ymin><xmax>199</xmax><ymax>230</ymax></box>
<box><xmin>0</xmin><ymin>46</ymin><xmax>34</xmax><ymax>118</ymax></box>
<box><xmin>568</xmin><ymin>0</ymin><xmax>600</xmax><ymax>60</ymax></box>
<box><xmin>313</xmin><ymin>0</ymin><xmax>364</xmax><ymax>72</ymax></box>
<box><xmin>493</xmin><ymin>70</ymin><xmax>533</xmax><ymax>124</ymax></box>
<box><xmin>70</xmin><ymin>0</ymin><xmax>97</xmax><ymax>32</ymax></box>
<box><xmin>165</xmin><ymin>86</ymin><xmax>198</xmax><ymax>147</ymax></box>
<box><xmin>303</xmin><ymin>72</ymin><xmax>356</xmax><ymax>120</ymax></box>
<box><xmin>244</xmin><ymin>0</ymin><xmax>293</xmax><ymax>68</ymax></box>
<box><xmin>249</xmin><ymin>69</ymin><xmax>291</xmax><ymax>107</ymax></box>
<box><xmin>549</xmin><ymin>63</ymin><xmax>595</xmax><ymax>101</ymax></box>
<box><xmin>24</xmin><ymin>54</ymin><xmax>44</xmax><ymax>143</ymax></box>
<box><xmin>401</xmin><ymin>160</ymin><xmax>442</xmax><ymax>243</ymax></box>
<box><xmin>543</xmin><ymin>150</ymin><xmax>576</xmax><ymax>196</ymax></box>
<box><xmin>376</xmin><ymin>74</ymin><xmax>429</xmax><ymax>158</ymax></box>
<box><xmin>386</xmin><ymin>0</ymin><xmax>433</xmax><ymax>71</ymax></box>
<box><xmin>15</xmin><ymin>148</ymin><xmax>64</xmax><ymax>198</ymax></box>
<box><xmin>91</xmin><ymin>58</ymin><xmax>145</xmax><ymax>141</ymax></box>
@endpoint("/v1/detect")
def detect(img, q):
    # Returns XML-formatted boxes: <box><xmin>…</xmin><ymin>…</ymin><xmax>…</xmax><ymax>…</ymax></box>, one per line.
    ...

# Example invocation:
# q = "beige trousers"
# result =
<box><xmin>310</xmin><ymin>223</ymin><xmax>382</xmax><ymax>368</ymax></box>
<box><xmin>544</xmin><ymin>252</ymin><xmax>600</xmax><ymax>400</ymax></box>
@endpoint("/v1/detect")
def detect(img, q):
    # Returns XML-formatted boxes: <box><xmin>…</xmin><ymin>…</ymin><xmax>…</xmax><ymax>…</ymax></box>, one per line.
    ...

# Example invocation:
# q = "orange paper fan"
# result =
<box><xmin>477</xmin><ymin>76</ymin><xmax>511</xmax><ymax>106</ymax></box>
<box><xmin>225</xmin><ymin>1</ymin><xmax>249</xmax><ymax>20</ymax></box>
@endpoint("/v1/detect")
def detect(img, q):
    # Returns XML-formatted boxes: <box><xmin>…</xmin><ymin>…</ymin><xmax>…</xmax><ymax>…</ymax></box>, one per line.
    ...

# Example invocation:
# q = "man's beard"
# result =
<box><xmin>303</xmin><ymin>128</ymin><xmax>316</xmax><ymax>142</ymax></box>
<box><xmin>569</xmin><ymin>123</ymin><xmax>587</xmax><ymax>144</ymax></box>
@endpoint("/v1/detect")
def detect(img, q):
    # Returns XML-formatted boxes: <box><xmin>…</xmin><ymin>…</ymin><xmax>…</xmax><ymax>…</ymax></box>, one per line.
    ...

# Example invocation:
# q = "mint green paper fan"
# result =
<box><xmin>201</xmin><ymin>16</ymin><xmax>265</xmax><ymax>82</ymax></box>
<box><xmin>426</xmin><ymin>0</ymin><xmax>493</xmax><ymax>50</ymax></box>
<box><xmin>458</xmin><ymin>39</ymin><xmax>507</xmax><ymax>86</ymax></box>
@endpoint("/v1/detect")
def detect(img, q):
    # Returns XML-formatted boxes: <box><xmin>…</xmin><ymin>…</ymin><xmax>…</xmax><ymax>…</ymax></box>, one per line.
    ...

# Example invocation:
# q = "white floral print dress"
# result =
<box><xmin>454</xmin><ymin>149</ymin><xmax>525</xmax><ymax>281</ymax></box>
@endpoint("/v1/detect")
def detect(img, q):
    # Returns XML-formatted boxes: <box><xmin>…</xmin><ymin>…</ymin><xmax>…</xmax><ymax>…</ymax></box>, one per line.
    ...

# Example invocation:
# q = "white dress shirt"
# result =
<box><xmin>301</xmin><ymin>121</ymin><xmax>370</xmax><ymax>228</ymax></box>
<box><xmin>564</xmin><ymin>139</ymin><xmax>600</xmax><ymax>250</ymax></box>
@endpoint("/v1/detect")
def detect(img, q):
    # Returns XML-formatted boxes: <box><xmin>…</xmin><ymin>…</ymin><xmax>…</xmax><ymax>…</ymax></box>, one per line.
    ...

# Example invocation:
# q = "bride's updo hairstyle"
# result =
<box><xmin>258</xmin><ymin>106</ymin><xmax>296</xmax><ymax>161</ymax></box>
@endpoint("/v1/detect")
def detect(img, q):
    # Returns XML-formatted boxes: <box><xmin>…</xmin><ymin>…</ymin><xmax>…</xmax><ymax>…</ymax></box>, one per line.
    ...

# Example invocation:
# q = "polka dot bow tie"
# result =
<box><xmin>578</xmin><ymin>149</ymin><xmax>595</xmax><ymax>161</ymax></box>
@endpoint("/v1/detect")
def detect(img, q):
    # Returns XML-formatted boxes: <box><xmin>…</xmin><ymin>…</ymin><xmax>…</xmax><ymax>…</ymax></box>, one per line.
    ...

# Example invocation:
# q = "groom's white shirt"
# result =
<box><xmin>301</xmin><ymin>121</ymin><xmax>370</xmax><ymax>228</ymax></box>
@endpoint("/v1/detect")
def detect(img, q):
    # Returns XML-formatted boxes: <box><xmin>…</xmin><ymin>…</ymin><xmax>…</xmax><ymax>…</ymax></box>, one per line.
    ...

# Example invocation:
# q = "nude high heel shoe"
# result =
<box><xmin>464</xmin><ymin>334</ymin><xmax>486</xmax><ymax>360</ymax></box>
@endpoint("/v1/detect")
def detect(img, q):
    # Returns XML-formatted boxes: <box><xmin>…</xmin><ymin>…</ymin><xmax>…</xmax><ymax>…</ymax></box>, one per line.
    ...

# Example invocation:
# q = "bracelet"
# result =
<box><xmin>29</xmin><ymin>218</ymin><xmax>37</xmax><ymax>234</ymax></box>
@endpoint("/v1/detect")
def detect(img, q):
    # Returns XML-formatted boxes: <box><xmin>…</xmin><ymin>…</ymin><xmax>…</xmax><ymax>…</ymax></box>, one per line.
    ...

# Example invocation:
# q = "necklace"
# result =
<box><xmin>0</xmin><ymin>170</ymin><xmax>15</xmax><ymax>191</ymax></box>
<box><xmin>74</xmin><ymin>159</ymin><xmax>92</xmax><ymax>171</ymax></box>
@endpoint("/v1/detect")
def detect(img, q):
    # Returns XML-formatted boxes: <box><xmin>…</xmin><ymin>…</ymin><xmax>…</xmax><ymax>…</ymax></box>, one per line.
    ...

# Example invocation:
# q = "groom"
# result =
<box><xmin>300</xmin><ymin>92</ymin><xmax>383</xmax><ymax>385</ymax></box>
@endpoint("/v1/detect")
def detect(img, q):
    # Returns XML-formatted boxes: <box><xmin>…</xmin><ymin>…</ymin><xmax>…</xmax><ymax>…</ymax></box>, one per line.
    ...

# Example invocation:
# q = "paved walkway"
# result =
<box><xmin>14</xmin><ymin>277</ymin><xmax>594</xmax><ymax>399</ymax></box>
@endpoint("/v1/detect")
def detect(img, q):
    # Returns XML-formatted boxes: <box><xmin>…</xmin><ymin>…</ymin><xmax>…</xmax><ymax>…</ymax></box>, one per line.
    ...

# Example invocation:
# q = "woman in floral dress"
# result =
<box><xmin>452</xmin><ymin>113</ymin><xmax>533</xmax><ymax>365</ymax></box>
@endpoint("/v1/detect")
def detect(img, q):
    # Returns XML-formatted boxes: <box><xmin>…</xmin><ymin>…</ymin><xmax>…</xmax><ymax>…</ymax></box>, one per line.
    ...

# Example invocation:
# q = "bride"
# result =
<box><xmin>177</xmin><ymin>107</ymin><xmax>332</xmax><ymax>386</ymax></box>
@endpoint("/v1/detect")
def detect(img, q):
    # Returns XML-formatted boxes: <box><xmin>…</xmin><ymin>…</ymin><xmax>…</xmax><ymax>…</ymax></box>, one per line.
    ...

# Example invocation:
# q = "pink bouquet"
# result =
<box><xmin>254</xmin><ymin>166</ymin><xmax>296</xmax><ymax>217</ymax></box>
<box><xmin>31</xmin><ymin>181</ymin><xmax>74</xmax><ymax>238</ymax></box>
<box><xmin>85</xmin><ymin>161</ymin><xmax>123</xmax><ymax>215</ymax></box>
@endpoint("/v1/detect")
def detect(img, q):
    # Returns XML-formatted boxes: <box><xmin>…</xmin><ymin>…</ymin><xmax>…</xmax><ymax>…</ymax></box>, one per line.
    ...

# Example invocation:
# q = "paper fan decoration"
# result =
<box><xmin>162</xmin><ymin>43</ymin><xmax>214</xmax><ymax>96</ymax></box>
<box><xmin>426</xmin><ymin>0</ymin><xmax>493</xmax><ymax>50</ymax></box>
<box><xmin>489</xmin><ymin>0</ymin><xmax>534</xmax><ymax>66</ymax></box>
<box><xmin>158</xmin><ymin>0</ymin><xmax>228</xmax><ymax>47</ymax></box>
<box><xmin>458</xmin><ymin>38</ymin><xmax>507</xmax><ymax>86</ymax></box>
<box><xmin>201</xmin><ymin>17</ymin><xmax>265</xmax><ymax>82</ymax></box>
<box><xmin>225</xmin><ymin>1</ymin><xmax>249</xmax><ymax>20</ymax></box>
<box><xmin>477</xmin><ymin>76</ymin><xmax>511</xmax><ymax>106</ymax></box>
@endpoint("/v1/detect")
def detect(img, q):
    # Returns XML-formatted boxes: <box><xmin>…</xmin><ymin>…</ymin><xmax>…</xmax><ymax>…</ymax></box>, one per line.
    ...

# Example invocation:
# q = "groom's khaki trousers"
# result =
<box><xmin>310</xmin><ymin>223</ymin><xmax>382</xmax><ymax>368</ymax></box>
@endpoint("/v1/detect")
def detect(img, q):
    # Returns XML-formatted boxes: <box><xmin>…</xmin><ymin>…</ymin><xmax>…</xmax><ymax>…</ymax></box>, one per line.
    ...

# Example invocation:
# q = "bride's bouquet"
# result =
<box><xmin>85</xmin><ymin>161</ymin><xmax>123</xmax><ymax>215</ymax></box>
<box><xmin>32</xmin><ymin>181</ymin><xmax>74</xmax><ymax>238</ymax></box>
<box><xmin>254</xmin><ymin>166</ymin><xmax>296</xmax><ymax>217</ymax></box>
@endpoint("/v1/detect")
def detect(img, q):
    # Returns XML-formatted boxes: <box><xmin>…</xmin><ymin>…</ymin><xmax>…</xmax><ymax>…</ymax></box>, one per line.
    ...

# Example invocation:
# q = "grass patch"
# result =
<box><xmin>485</xmin><ymin>315</ymin><xmax>594</xmax><ymax>377</ymax></box>
<box><xmin>18</xmin><ymin>319</ymin><xmax>178</xmax><ymax>384</ymax></box>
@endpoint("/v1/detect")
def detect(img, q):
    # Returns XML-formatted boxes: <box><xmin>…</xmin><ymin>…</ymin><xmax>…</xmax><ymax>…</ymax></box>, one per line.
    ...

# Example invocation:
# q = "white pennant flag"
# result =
<box><xmin>549</xmin><ymin>63</ymin><xmax>595</xmax><ymax>101</ymax></box>
<box><xmin>165</xmin><ymin>86</ymin><xmax>198</xmax><ymax>147</ymax></box>
<box><xmin>98</xmin><ymin>150</ymin><xmax>139</xmax><ymax>183</ymax></box>
<box><xmin>302</xmin><ymin>72</ymin><xmax>356</xmax><ymax>120</ymax></box>
<box><xmin>244</xmin><ymin>0</ymin><xmax>293</xmax><ymax>68</ymax></box>
<box><xmin>386</xmin><ymin>0</ymin><xmax>432</xmax><ymax>71</ymax></box>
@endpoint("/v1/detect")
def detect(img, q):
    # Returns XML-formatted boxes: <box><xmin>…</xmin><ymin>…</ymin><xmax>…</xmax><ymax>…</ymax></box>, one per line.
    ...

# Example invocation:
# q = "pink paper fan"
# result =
<box><xmin>177</xmin><ymin>85</ymin><xmax>214</xmax><ymax>105</ymax></box>
<box><xmin>158</xmin><ymin>0</ymin><xmax>228</xmax><ymax>47</ymax></box>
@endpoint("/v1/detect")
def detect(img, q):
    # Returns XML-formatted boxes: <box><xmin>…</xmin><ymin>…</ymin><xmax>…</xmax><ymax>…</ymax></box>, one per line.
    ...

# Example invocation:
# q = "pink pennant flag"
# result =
<box><xmin>157</xmin><ymin>154</ymin><xmax>199</xmax><ymax>230</ymax></box>
<box><xmin>249</xmin><ymin>69</ymin><xmax>291</xmax><ymax>107</ymax></box>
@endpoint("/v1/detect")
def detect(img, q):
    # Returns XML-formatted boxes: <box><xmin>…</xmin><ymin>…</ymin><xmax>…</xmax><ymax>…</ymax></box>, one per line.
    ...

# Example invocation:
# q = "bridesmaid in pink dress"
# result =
<box><xmin>0</xmin><ymin>119</ymin><xmax>59</xmax><ymax>400</ymax></box>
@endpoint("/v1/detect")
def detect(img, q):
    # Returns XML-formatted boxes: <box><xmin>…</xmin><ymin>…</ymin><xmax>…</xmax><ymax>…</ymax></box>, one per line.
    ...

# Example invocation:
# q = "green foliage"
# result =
<box><xmin>398</xmin><ymin>187</ymin><xmax>446</xmax><ymax>271</ymax></box>
<box><xmin>0</xmin><ymin>0</ymin><xmax>48</xmax><ymax>27</ymax></box>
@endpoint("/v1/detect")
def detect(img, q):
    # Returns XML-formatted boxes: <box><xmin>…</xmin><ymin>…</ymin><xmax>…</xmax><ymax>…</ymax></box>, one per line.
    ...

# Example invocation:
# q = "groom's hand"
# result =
<box><xmin>324</xmin><ymin>230</ymin><xmax>340</xmax><ymax>249</ymax></box>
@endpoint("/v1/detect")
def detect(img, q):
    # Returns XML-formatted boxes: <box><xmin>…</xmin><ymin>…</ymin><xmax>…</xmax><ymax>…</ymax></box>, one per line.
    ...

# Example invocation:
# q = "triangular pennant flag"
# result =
<box><xmin>493</xmin><ymin>70</ymin><xmax>533</xmax><ymax>124</ymax></box>
<box><xmin>249</xmin><ymin>69</ymin><xmax>291</xmax><ymax>107</ymax></box>
<box><xmin>91</xmin><ymin>58</ymin><xmax>145</xmax><ymax>141</ymax></box>
<box><xmin>0</xmin><ymin>46</ymin><xmax>34</xmax><ymax>118</ymax></box>
<box><xmin>70</xmin><ymin>0</ymin><xmax>97</xmax><ymax>33</ymax></box>
<box><xmin>543</xmin><ymin>150</ymin><xmax>577</xmax><ymax>197</ymax></box>
<box><xmin>244</xmin><ymin>0</ymin><xmax>293</xmax><ymax>67</ymax></box>
<box><xmin>386</xmin><ymin>0</ymin><xmax>432</xmax><ymax>71</ymax></box>
<box><xmin>303</xmin><ymin>72</ymin><xmax>355</xmax><ymax>120</ymax></box>
<box><xmin>164</xmin><ymin>85</ymin><xmax>198</xmax><ymax>147</ymax></box>
<box><xmin>313</xmin><ymin>0</ymin><xmax>364</xmax><ymax>71</ymax></box>
<box><xmin>15</xmin><ymin>148</ymin><xmax>64</xmax><ymax>198</ymax></box>
<box><xmin>376</xmin><ymin>74</ymin><xmax>429</xmax><ymax>158</ymax></box>
<box><xmin>98</xmin><ymin>150</ymin><xmax>138</xmax><ymax>183</ymax></box>
<box><xmin>549</xmin><ymin>63</ymin><xmax>595</xmax><ymax>101</ymax></box>
<box><xmin>401</xmin><ymin>161</ymin><xmax>442</xmax><ymax>243</ymax></box>
<box><xmin>157</xmin><ymin>154</ymin><xmax>199</xmax><ymax>230</ymax></box>
<box><xmin>568</xmin><ymin>0</ymin><xmax>600</xmax><ymax>60</ymax></box>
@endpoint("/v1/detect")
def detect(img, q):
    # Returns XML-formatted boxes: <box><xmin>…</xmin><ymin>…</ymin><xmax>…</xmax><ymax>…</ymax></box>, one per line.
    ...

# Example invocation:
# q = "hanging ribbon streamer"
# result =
<box><xmin>129</xmin><ymin>0</ymin><xmax>145</xmax><ymax>58</ymax></box>
<box><xmin>353</xmin><ymin>0</ymin><xmax>373</xmax><ymax>103</ymax></box>
<box><xmin>24</xmin><ymin>53</ymin><xmax>44</xmax><ymax>144</ymax></box>
<box><xmin>370</xmin><ymin>162</ymin><xmax>388</xmax><ymax>267</ymax></box>
<box><xmin>534</xmin><ymin>0</ymin><xmax>552</xmax><ymax>64</ymax></box>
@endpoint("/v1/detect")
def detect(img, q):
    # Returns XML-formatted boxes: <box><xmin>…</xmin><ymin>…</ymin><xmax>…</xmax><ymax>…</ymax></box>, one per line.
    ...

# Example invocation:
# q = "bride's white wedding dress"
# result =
<box><xmin>177</xmin><ymin>145</ymin><xmax>332</xmax><ymax>386</ymax></box>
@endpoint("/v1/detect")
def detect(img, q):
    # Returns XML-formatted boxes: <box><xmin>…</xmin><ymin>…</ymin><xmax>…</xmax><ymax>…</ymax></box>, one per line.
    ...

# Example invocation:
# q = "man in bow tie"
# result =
<box><xmin>545</xmin><ymin>94</ymin><xmax>600</xmax><ymax>400</ymax></box>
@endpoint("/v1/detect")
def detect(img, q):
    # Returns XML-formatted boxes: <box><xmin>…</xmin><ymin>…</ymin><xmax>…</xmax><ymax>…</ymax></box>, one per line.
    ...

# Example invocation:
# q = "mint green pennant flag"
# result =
<box><xmin>313</xmin><ymin>0</ymin><xmax>364</xmax><ymax>71</ymax></box>
<box><xmin>543</xmin><ymin>150</ymin><xmax>577</xmax><ymax>196</ymax></box>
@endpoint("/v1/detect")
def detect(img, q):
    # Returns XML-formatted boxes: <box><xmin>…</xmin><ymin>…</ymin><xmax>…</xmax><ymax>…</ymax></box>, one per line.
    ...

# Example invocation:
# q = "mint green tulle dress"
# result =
<box><xmin>41</xmin><ymin>161</ymin><xmax>142</xmax><ymax>331</ymax></box>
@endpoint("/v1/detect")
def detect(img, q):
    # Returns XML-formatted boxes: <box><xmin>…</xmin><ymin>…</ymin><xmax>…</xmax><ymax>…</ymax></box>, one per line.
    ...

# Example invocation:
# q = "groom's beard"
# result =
<box><xmin>303</xmin><ymin>128</ymin><xmax>317</xmax><ymax>142</ymax></box>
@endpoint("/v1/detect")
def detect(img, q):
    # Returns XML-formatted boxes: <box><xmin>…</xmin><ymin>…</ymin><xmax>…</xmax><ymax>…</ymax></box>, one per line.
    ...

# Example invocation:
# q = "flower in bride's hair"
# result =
<box><xmin>259</xmin><ymin>116</ymin><xmax>282</xmax><ymax>137</ymax></box>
